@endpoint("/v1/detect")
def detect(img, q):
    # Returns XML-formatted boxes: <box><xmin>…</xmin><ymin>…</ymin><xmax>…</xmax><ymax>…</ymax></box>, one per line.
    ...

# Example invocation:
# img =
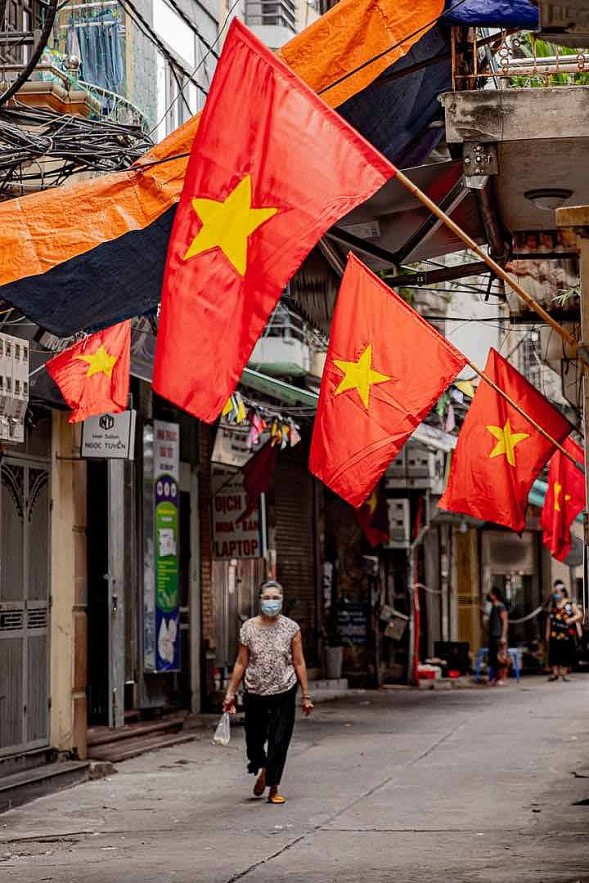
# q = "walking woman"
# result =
<box><xmin>223</xmin><ymin>580</ymin><xmax>314</xmax><ymax>804</ymax></box>
<box><xmin>546</xmin><ymin>582</ymin><xmax>582</xmax><ymax>682</ymax></box>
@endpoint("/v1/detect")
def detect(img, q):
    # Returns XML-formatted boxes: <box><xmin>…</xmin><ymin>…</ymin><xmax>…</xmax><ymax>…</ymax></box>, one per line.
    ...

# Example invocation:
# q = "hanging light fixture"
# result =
<box><xmin>524</xmin><ymin>188</ymin><xmax>574</xmax><ymax>211</ymax></box>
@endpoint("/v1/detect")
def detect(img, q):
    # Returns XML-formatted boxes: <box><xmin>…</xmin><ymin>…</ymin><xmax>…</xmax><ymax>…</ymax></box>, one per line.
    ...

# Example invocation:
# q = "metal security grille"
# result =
<box><xmin>273</xmin><ymin>450</ymin><xmax>318</xmax><ymax>665</ymax></box>
<box><xmin>0</xmin><ymin>457</ymin><xmax>50</xmax><ymax>756</ymax></box>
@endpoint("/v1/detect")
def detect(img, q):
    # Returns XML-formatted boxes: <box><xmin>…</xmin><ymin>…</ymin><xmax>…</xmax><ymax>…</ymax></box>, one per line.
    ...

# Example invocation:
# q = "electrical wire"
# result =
<box><xmin>117</xmin><ymin>0</ymin><xmax>208</xmax><ymax>99</ymax></box>
<box><xmin>163</xmin><ymin>0</ymin><xmax>220</xmax><ymax>59</ymax></box>
<box><xmin>0</xmin><ymin>102</ymin><xmax>152</xmax><ymax>194</ymax></box>
<box><xmin>147</xmin><ymin>0</ymin><xmax>242</xmax><ymax>138</ymax></box>
<box><xmin>316</xmin><ymin>0</ymin><xmax>472</xmax><ymax>98</ymax></box>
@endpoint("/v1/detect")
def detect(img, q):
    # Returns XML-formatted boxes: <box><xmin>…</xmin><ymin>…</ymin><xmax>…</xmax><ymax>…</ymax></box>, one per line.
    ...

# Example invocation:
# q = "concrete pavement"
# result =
<box><xmin>2</xmin><ymin>677</ymin><xmax>589</xmax><ymax>882</ymax></box>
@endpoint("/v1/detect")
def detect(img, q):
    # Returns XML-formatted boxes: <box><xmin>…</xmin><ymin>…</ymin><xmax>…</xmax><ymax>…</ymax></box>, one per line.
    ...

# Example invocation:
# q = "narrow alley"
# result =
<box><xmin>2</xmin><ymin>679</ymin><xmax>589</xmax><ymax>883</ymax></box>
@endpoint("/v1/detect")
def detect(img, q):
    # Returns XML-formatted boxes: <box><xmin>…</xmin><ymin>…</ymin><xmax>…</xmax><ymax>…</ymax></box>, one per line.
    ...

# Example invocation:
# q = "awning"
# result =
<box><xmin>443</xmin><ymin>0</ymin><xmax>539</xmax><ymax>27</ymax></box>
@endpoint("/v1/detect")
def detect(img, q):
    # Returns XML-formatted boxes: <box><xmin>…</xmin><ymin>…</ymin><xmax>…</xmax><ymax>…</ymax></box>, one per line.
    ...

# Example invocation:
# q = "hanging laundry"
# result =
<box><xmin>247</xmin><ymin>411</ymin><xmax>267</xmax><ymax>449</ymax></box>
<box><xmin>235</xmin><ymin>393</ymin><xmax>247</xmax><ymax>425</ymax></box>
<box><xmin>455</xmin><ymin>380</ymin><xmax>475</xmax><ymax>399</ymax></box>
<box><xmin>289</xmin><ymin>423</ymin><xmax>301</xmax><ymax>448</ymax></box>
<box><xmin>450</xmin><ymin>387</ymin><xmax>464</xmax><ymax>405</ymax></box>
<box><xmin>445</xmin><ymin>402</ymin><xmax>456</xmax><ymax>433</ymax></box>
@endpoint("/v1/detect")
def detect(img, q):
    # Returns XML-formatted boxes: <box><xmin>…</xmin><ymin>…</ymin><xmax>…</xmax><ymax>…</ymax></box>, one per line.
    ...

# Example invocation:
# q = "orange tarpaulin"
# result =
<box><xmin>0</xmin><ymin>0</ymin><xmax>444</xmax><ymax>288</ymax></box>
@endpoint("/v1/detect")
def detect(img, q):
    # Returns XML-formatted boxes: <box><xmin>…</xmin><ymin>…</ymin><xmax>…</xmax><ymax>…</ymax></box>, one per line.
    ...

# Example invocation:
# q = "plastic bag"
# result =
<box><xmin>213</xmin><ymin>712</ymin><xmax>231</xmax><ymax>746</ymax></box>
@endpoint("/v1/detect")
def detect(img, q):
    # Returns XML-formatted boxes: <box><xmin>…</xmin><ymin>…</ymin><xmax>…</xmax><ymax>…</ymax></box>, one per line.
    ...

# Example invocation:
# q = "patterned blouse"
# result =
<box><xmin>549</xmin><ymin>601</ymin><xmax>577</xmax><ymax>642</ymax></box>
<box><xmin>240</xmin><ymin>615</ymin><xmax>300</xmax><ymax>696</ymax></box>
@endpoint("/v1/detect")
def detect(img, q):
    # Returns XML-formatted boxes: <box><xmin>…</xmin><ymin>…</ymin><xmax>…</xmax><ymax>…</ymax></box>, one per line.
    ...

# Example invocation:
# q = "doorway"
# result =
<box><xmin>86</xmin><ymin>460</ymin><xmax>126</xmax><ymax>728</ymax></box>
<box><xmin>0</xmin><ymin>456</ymin><xmax>51</xmax><ymax>756</ymax></box>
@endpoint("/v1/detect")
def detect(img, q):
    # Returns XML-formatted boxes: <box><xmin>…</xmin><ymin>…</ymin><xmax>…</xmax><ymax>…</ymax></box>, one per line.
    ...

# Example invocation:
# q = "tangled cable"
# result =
<box><xmin>0</xmin><ymin>101</ymin><xmax>152</xmax><ymax>196</ymax></box>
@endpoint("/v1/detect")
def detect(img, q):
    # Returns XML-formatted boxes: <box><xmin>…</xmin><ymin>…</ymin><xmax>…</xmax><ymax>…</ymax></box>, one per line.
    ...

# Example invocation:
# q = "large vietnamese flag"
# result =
<box><xmin>152</xmin><ymin>20</ymin><xmax>395</xmax><ymax>423</ymax></box>
<box><xmin>439</xmin><ymin>349</ymin><xmax>572</xmax><ymax>532</ymax></box>
<box><xmin>541</xmin><ymin>438</ymin><xmax>585</xmax><ymax>561</ymax></box>
<box><xmin>309</xmin><ymin>255</ymin><xmax>467</xmax><ymax>507</ymax></box>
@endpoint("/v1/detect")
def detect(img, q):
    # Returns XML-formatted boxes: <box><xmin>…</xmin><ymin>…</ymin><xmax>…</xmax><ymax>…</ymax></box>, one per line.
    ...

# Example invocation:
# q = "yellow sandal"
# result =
<box><xmin>268</xmin><ymin>788</ymin><xmax>286</xmax><ymax>805</ymax></box>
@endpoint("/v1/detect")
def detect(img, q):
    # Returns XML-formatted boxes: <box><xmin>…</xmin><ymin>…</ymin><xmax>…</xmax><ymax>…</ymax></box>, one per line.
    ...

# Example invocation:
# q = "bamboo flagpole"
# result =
<box><xmin>393</xmin><ymin>169</ymin><xmax>589</xmax><ymax>366</ymax></box>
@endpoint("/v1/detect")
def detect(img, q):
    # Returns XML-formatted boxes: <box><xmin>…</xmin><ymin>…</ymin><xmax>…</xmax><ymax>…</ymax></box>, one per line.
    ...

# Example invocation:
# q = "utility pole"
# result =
<box><xmin>556</xmin><ymin>206</ymin><xmax>589</xmax><ymax>610</ymax></box>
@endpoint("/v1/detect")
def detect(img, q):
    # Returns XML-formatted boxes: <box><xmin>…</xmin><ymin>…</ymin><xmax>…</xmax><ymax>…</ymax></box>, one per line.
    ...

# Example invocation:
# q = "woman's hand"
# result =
<box><xmin>301</xmin><ymin>696</ymin><xmax>314</xmax><ymax>717</ymax></box>
<box><xmin>223</xmin><ymin>692</ymin><xmax>237</xmax><ymax>714</ymax></box>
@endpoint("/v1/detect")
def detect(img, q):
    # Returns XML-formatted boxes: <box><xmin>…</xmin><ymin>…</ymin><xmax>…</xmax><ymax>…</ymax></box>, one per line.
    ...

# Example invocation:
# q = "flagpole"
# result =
<box><xmin>393</xmin><ymin>169</ymin><xmax>589</xmax><ymax>367</ymax></box>
<box><xmin>466</xmin><ymin>356</ymin><xmax>584</xmax><ymax>474</ymax></box>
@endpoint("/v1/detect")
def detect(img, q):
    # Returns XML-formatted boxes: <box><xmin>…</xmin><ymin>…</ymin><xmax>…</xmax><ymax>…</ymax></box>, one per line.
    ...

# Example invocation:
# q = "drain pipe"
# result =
<box><xmin>407</xmin><ymin>519</ymin><xmax>431</xmax><ymax>687</ymax></box>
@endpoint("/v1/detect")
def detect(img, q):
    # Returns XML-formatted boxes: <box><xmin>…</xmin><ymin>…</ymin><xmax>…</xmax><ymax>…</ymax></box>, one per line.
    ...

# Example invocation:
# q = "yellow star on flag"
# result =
<box><xmin>75</xmin><ymin>345</ymin><xmax>117</xmax><ymax>378</ymax></box>
<box><xmin>184</xmin><ymin>175</ymin><xmax>279</xmax><ymax>275</ymax></box>
<box><xmin>333</xmin><ymin>343</ymin><xmax>391</xmax><ymax>410</ymax></box>
<box><xmin>366</xmin><ymin>491</ymin><xmax>378</xmax><ymax>515</ymax></box>
<box><xmin>553</xmin><ymin>481</ymin><xmax>572</xmax><ymax>512</ymax></box>
<box><xmin>486</xmin><ymin>418</ymin><xmax>529</xmax><ymax>468</ymax></box>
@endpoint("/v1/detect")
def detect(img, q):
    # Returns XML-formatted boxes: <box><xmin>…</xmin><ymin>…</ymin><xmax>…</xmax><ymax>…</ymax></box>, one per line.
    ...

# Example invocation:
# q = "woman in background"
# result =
<box><xmin>546</xmin><ymin>581</ymin><xmax>582</xmax><ymax>682</ymax></box>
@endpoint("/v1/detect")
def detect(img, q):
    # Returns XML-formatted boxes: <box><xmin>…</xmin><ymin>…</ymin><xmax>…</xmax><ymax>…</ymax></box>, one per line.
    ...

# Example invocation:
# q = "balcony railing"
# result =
<box><xmin>451</xmin><ymin>28</ymin><xmax>589</xmax><ymax>91</ymax></box>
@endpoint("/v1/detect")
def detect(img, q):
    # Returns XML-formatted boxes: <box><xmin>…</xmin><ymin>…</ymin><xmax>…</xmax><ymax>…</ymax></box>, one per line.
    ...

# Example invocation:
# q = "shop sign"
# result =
<box><xmin>211</xmin><ymin>424</ymin><xmax>270</xmax><ymax>468</ymax></box>
<box><xmin>81</xmin><ymin>410</ymin><xmax>136</xmax><ymax>459</ymax></box>
<box><xmin>153</xmin><ymin>420</ymin><xmax>180</xmax><ymax>672</ymax></box>
<box><xmin>337</xmin><ymin>603</ymin><xmax>368</xmax><ymax>645</ymax></box>
<box><xmin>213</xmin><ymin>473</ymin><xmax>266</xmax><ymax>559</ymax></box>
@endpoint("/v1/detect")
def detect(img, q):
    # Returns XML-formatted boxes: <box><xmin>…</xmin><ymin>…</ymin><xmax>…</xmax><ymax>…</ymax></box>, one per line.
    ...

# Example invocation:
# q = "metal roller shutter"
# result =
<box><xmin>273</xmin><ymin>451</ymin><xmax>318</xmax><ymax>664</ymax></box>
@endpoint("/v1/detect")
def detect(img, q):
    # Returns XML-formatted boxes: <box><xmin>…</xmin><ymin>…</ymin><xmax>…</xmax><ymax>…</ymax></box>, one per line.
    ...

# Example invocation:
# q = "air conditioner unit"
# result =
<box><xmin>385</xmin><ymin>499</ymin><xmax>410</xmax><ymax>549</ymax></box>
<box><xmin>0</xmin><ymin>333</ymin><xmax>28</xmax><ymax>443</ymax></box>
<box><xmin>385</xmin><ymin>448</ymin><xmax>406</xmax><ymax>486</ymax></box>
<box><xmin>387</xmin><ymin>443</ymin><xmax>445</xmax><ymax>493</ymax></box>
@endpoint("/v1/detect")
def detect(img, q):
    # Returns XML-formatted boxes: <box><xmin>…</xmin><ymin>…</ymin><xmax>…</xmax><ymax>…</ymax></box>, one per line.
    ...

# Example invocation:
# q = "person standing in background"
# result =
<box><xmin>546</xmin><ymin>581</ymin><xmax>582</xmax><ymax>682</ymax></box>
<box><xmin>487</xmin><ymin>587</ymin><xmax>509</xmax><ymax>685</ymax></box>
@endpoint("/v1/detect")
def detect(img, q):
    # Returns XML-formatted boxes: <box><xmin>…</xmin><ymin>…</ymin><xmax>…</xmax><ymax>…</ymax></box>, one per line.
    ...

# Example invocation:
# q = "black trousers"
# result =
<box><xmin>488</xmin><ymin>636</ymin><xmax>500</xmax><ymax>679</ymax></box>
<box><xmin>244</xmin><ymin>685</ymin><xmax>297</xmax><ymax>788</ymax></box>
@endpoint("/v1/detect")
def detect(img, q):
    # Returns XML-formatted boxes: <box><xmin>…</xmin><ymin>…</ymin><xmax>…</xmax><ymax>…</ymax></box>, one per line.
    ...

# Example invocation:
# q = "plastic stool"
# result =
<box><xmin>475</xmin><ymin>647</ymin><xmax>520</xmax><ymax>683</ymax></box>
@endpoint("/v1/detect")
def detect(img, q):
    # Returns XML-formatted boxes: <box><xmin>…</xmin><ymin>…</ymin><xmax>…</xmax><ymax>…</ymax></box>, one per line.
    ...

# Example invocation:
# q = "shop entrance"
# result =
<box><xmin>86</xmin><ymin>460</ymin><xmax>126</xmax><ymax>727</ymax></box>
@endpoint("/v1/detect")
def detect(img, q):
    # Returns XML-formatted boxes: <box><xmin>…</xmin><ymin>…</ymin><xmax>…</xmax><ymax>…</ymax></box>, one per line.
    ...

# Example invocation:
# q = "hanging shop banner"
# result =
<box><xmin>153</xmin><ymin>419</ymin><xmax>180</xmax><ymax>672</ymax></box>
<box><xmin>337</xmin><ymin>602</ymin><xmax>369</xmax><ymax>646</ymax></box>
<box><xmin>211</xmin><ymin>424</ymin><xmax>270</xmax><ymax>468</ymax></box>
<box><xmin>213</xmin><ymin>473</ymin><xmax>266</xmax><ymax>559</ymax></box>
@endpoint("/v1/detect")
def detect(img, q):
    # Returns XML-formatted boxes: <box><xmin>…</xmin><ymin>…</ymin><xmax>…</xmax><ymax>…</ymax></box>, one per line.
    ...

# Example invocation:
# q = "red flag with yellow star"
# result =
<box><xmin>309</xmin><ymin>255</ymin><xmax>467</xmax><ymax>507</ymax></box>
<box><xmin>356</xmin><ymin>483</ymin><xmax>390</xmax><ymax>547</ymax></box>
<box><xmin>153</xmin><ymin>20</ymin><xmax>395</xmax><ymax>423</ymax></box>
<box><xmin>438</xmin><ymin>349</ymin><xmax>572</xmax><ymax>532</ymax></box>
<box><xmin>46</xmin><ymin>321</ymin><xmax>131</xmax><ymax>423</ymax></box>
<box><xmin>541</xmin><ymin>438</ymin><xmax>585</xmax><ymax>561</ymax></box>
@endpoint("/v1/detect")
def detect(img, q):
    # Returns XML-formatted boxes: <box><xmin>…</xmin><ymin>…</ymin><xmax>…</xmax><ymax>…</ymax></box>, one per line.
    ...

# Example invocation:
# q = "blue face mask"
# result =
<box><xmin>261</xmin><ymin>599</ymin><xmax>282</xmax><ymax>617</ymax></box>
<box><xmin>553</xmin><ymin>592</ymin><xmax>563</xmax><ymax>602</ymax></box>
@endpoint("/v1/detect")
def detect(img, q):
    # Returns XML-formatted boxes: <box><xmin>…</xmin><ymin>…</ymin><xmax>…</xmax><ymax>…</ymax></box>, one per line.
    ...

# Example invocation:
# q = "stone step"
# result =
<box><xmin>0</xmin><ymin>746</ymin><xmax>58</xmax><ymax>779</ymax></box>
<box><xmin>87</xmin><ymin>715</ymin><xmax>185</xmax><ymax>748</ymax></box>
<box><xmin>308</xmin><ymin>678</ymin><xmax>349</xmax><ymax>693</ymax></box>
<box><xmin>88</xmin><ymin>732</ymin><xmax>195</xmax><ymax>764</ymax></box>
<box><xmin>0</xmin><ymin>761</ymin><xmax>90</xmax><ymax>814</ymax></box>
